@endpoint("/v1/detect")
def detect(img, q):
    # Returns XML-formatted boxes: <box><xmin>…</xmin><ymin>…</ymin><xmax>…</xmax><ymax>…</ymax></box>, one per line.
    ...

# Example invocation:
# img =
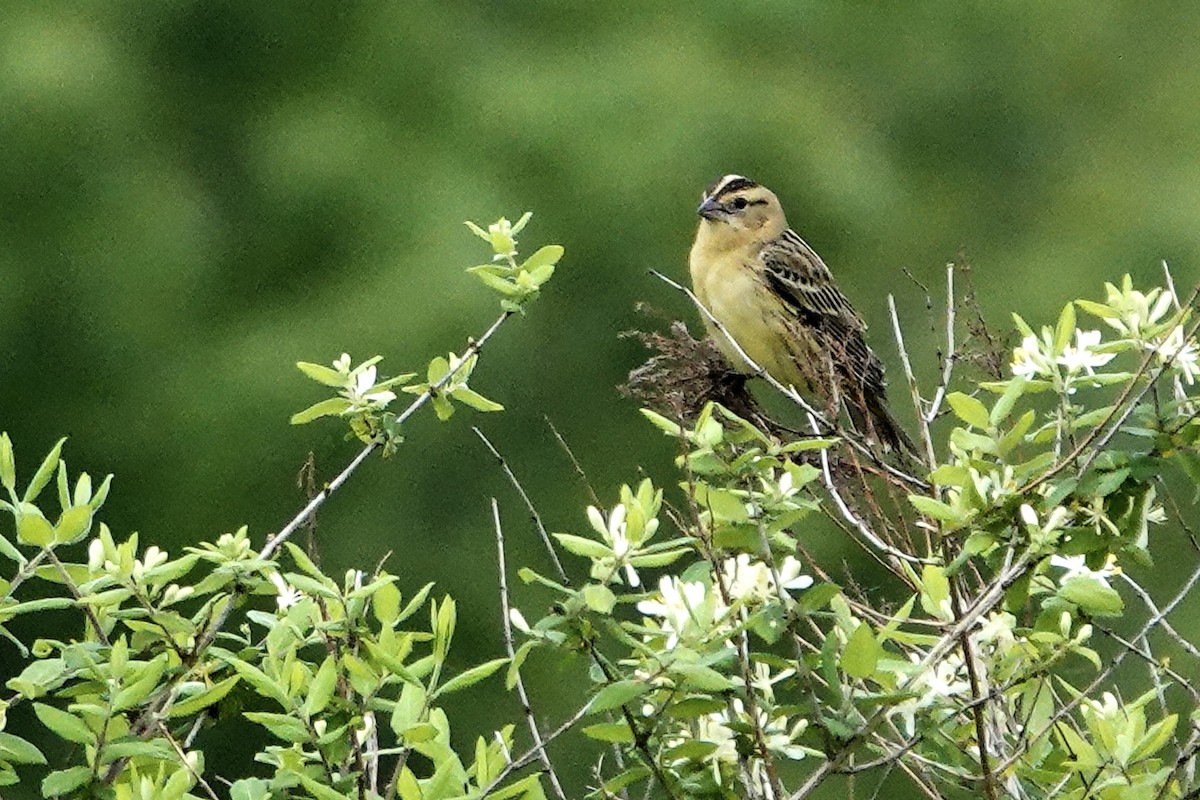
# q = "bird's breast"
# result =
<box><xmin>688</xmin><ymin>248</ymin><xmax>811</xmax><ymax>389</ymax></box>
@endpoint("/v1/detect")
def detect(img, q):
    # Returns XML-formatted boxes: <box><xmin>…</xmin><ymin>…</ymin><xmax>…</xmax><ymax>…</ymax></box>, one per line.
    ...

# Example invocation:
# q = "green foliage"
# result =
<box><xmin>3</xmin><ymin>208</ymin><xmax>1200</xmax><ymax>800</ymax></box>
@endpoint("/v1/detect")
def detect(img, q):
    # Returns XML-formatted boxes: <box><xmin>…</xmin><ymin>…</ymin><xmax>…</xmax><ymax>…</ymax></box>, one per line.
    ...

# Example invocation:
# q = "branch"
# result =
<box><xmin>491</xmin><ymin>498</ymin><xmax>567</xmax><ymax>800</ymax></box>
<box><xmin>476</xmin><ymin>429</ymin><xmax>568</xmax><ymax>583</ymax></box>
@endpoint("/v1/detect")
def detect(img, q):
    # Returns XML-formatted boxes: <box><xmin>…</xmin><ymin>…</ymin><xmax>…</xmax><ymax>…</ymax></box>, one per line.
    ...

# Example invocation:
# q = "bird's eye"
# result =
<box><xmin>731</xmin><ymin>196</ymin><xmax>748</xmax><ymax>210</ymax></box>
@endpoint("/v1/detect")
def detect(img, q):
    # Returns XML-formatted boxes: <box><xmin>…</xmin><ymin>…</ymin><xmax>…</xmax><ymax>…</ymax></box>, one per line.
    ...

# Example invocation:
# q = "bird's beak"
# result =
<box><xmin>696</xmin><ymin>195</ymin><xmax>723</xmax><ymax>220</ymax></box>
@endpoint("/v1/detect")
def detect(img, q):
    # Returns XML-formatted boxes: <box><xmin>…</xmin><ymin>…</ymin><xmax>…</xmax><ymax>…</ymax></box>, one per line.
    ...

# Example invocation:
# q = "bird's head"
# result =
<box><xmin>695</xmin><ymin>175</ymin><xmax>788</xmax><ymax>242</ymax></box>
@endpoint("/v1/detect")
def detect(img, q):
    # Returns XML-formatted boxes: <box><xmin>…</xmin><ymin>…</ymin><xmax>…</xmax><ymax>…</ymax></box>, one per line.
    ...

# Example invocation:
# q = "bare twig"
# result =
<box><xmin>477</xmin><ymin>429</ymin><xmax>569</xmax><ymax>583</ymax></box>
<box><xmin>491</xmin><ymin>498</ymin><xmax>567</xmax><ymax>800</ymax></box>
<box><xmin>811</xmin><ymin>414</ymin><xmax>932</xmax><ymax>570</ymax></box>
<box><xmin>888</xmin><ymin>294</ymin><xmax>938</xmax><ymax>470</ymax></box>
<box><xmin>545</xmin><ymin>416</ymin><xmax>603</xmax><ymax>508</ymax></box>
<box><xmin>926</xmin><ymin>265</ymin><xmax>957</xmax><ymax>423</ymax></box>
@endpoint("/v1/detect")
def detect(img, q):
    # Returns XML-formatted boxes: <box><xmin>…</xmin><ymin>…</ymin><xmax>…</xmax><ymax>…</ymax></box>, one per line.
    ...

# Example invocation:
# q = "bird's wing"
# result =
<box><xmin>759</xmin><ymin>229</ymin><xmax>867</xmax><ymax>332</ymax></box>
<box><xmin>759</xmin><ymin>229</ymin><xmax>884</xmax><ymax>393</ymax></box>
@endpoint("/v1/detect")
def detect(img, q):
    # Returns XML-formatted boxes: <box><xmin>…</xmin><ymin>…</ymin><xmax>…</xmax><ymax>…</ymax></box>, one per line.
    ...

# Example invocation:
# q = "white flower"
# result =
<box><xmin>348</xmin><ymin>365</ymin><xmax>396</xmax><ymax>406</ymax></box>
<box><xmin>1099</xmin><ymin>279</ymin><xmax>1175</xmax><ymax>338</ymax></box>
<box><xmin>132</xmin><ymin>546</ymin><xmax>169</xmax><ymax>580</ymax></box>
<box><xmin>1057</xmin><ymin>330</ymin><xmax>1115</xmax><ymax>374</ymax></box>
<box><xmin>1011</xmin><ymin>334</ymin><xmax>1052</xmax><ymax>379</ymax></box>
<box><xmin>1050</xmin><ymin>553</ymin><xmax>1120</xmax><ymax>587</ymax></box>
<box><xmin>586</xmin><ymin>503</ymin><xmax>640</xmax><ymax>587</ymax></box>
<box><xmin>333</xmin><ymin>353</ymin><xmax>352</xmax><ymax>373</ymax></box>
<box><xmin>890</xmin><ymin>652</ymin><xmax>971</xmax><ymax>736</ymax></box>
<box><xmin>1019</xmin><ymin>504</ymin><xmax>1072</xmax><ymax>533</ymax></box>
<box><xmin>355</xmin><ymin>711</ymin><xmax>375</xmax><ymax>745</ymax></box>
<box><xmin>269</xmin><ymin>572</ymin><xmax>303</xmax><ymax>609</ymax></box>
<box><xmin>749</xmin><ymin>662</ymin><xmax>796</xmax><ymax>703</ymax></box>
<box><xmin>637</xmin><ymin>575</ymin><xmax>724</xmax><ymax>648</ymax></box>
<box><xmin>1150</xmin><ymin>325</ymin><xmax>1200</xmax><ymax>384</ymax></box>
<box><xmin>722</xmin><ymin>554</ymin><xmax>813</xmax><ymax>604</ymax></box>
<box><xmin>87</xmin><ymin>538</ymin><xmax>105</xmax><ymax>571</ymax></box>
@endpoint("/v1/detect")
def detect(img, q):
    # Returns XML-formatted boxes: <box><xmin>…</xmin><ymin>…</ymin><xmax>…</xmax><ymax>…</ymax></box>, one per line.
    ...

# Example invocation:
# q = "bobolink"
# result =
<box><xmin>688</xmin><ymin>174</ymin><xmax>914</xmax><ymax>453</ymax></box>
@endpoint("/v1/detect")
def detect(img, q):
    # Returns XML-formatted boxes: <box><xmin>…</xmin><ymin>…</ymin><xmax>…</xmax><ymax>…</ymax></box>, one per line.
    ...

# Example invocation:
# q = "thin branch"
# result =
<box><xmin>491</xmin><ymin>498</ymin><xmax>567</xmax><ymax>800</ymax></box>
<box><xmin>545</xmin><ymin>416</ymin><xmax>603</xmax><ymax>508</ymax></box>
<box><xmin>888</xmin><ymin>294</ymin><xmax>937</xmax><ymax>470</ymax></box>
<box><xmin>476</xmin><ymin>429</ymin><xmax>568</xmax><ymax>584</ymax></box>
<box><xmin>478</xmin><ymin>699</ymin><xmax>596</xmax><ymax>798</ymax></box>
<box><xmin>811</xmin><ymin>414</ymin><xmax>931</xmax><ymax>569</ymax></box>
<box><xmin>926</xmin><ymin>265</ymin><xmax>957</xmax><ymax>423</ymax></box>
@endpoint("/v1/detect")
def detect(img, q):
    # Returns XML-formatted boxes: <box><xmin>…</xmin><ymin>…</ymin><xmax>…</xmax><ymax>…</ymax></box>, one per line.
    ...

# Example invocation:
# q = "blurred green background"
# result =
<box><xmin>3</xmin><ymin>1</ymin><xmax>1200</xmax><ymax>795</ymax></box>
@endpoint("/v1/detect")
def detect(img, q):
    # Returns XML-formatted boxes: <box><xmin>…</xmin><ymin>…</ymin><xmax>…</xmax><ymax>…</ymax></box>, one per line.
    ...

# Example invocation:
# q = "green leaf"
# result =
<box><xmin>841</xmin><ymin>622</ymin><xmax>880</xmax><ymax>679</ymax></box>
<box><xmin>947</xmin><ymin>392</ymin><xmax>991</xmax><ymax>429</ymax></box>
<box><xmin>24</xmin><ymin>438</ymin><xmax>65</xmax><ymax>503</ymax></box>
<box><xmin>521</xmin><ymin>244</ymin><xmax>564</xmax><ymax>271</ymax></box>
<box><xmin>1059</xmin><ymin>577</ymin><xmax>1124</xmax><ymax>617</ymax></box>
<box><xmin>908</xmin><ymin>495</ymin><xmax>965</xmax><ymax>526</ymax></box>
<box><xmin>472</xmin><ymin>269</ymin><xmax>522</xmax><ymax>297</ymax></box>
<box><xmin>989</xmin><ymin>376</ymin><xmax>1026</xmax><ymax>426</ymax></box>
<box><xmin>920</xmin><ymin>565</ymin><xmax>951</xmax><ymax>617</ymax></box>
<box><xmin>1130</xmin><ymin>714</ymin><xmax>1178</xmax><ymax>761</ymax></box>
<box><xmin>582</xmin><ymin>722</ymin><xmax>634</xmax><ymax>743</ymax></box>
<box><xmin>41</xmin><ymin>766</ymin><xmax>92</xmax><ymax>796</ymax></box>
<box><xmin>451</xmin><ymin>387</ymin><xmax>504</xmax><ymax>413</ymax></box>
<box><xmin>550</xmin><ymin>533</ymin><xmax>612</xmax><ymax>559</ymax></box>
<box><xmin>434</xmin><ymin>657</ymin><xmax>509</xmax><ymax>697</ymax></box>
<box><xmin>1054</xmin><ymin>302</ymin><xmax>1076</xmax><ymax>352</ymax></box>
<box><xmin>372</xmin><ymin>579</ymin><xmax>402</xmax><ymax>625</ymax></box>
<box><xmin>506</xmin><ymin>640</ymin><xmax>535</xmax><ymax>691</ymax></box>
<box><xmin>670</xmin><ymin>663</ymin><xmax>732</xmax><ymax>691</ymax></box>
<box><xmin>590</xmin><ymin>680</ymin><xmax>650</xmax><ymax>713</ymax></box>
<box><xmin>296</xmin><ymin>361</ymin><xmax>347</xmax><ymax>387</ymax></box>
<box><xmin>54</xmin><ymin>505</ymin><xmax>93</xmax><ymax>545</ymax></box>
<box><xmin>303</xmin><ymin>657</ymin><xmax>339</xmax><ymax>717</ymax></box>
<box><xmin>33</xmin><ymin>703</ymin><xmax>94</xmax><ymax>746</ymax></box>
<box><xmin>223</xmin><ymin>658</ymin><xmax>292</xmax><ymax>708</ymax></box>
<box><xmin>290</xmin><ymin>397</ymin><xmax>352</xmax><ymax>425</ymax></box>
<box><xmin>581</xmin><ymin>584</ymin><xmax>616</xmax><ymax>614</ymax></box>
<box><xmin>15</xmin><ymin>505</ymin><xmax>54</xmax><ymax>547</ymax></box>
<box><xmin>296</xmin><ymin>772</ymin><xmax>349</xmax><ymax>800</ymax></box>
<box><xmin>244</xmin><ymin>712</ymin><xmax>310</xmax><ymax>743</ymax></box>
<box><xmin>602</xmin><ymin>767</ymin><xmax>651</xmax><ymax>795</ymax></box>
<box><xmin>1075</xmin><ymin>299</ymin><xmax>1118</xmax><ymax>320</ymax></box>
<box><xmin>168</xmin><ymin>675</ymin><xmax>241</xmax><ymax>718</ymax></box>
<box><xmin>0</xmin><ymin>433</ymin><xmax>15</xmax><ymax>494</ymax></box>
<box><xmin>0</xmin><ymin>732</ymin><xmax>46</xmax><ymax>765</ymax></box>
<box><xmin>229</xmin><ymin>778</ymin><xmax>272</xmax><ymax>800</ymax></box>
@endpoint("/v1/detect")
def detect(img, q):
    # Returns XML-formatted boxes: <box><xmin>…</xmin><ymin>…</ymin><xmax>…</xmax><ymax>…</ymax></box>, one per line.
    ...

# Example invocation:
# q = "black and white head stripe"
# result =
<box><xmin>705</xmin><ymin>174</ymin><xmax>759</xmax><ymax>200</ymax></box>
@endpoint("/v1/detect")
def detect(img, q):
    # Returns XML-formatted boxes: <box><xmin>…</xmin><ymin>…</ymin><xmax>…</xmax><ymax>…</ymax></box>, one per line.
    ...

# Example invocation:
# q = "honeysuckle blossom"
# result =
<box><xmin>637</xmin><ymin>575</ymin><xmax>727</xmax><ymax>648</ymax></box>
<box><xmin>1150</xmin><ymin>324</ymin><xmax>1200</xmax><ymax>384</ymax></box>
<box><xmin>721</xmin><ymin>554</ymin><xmax>813</xmax><ymax>604</ymax></box>
<box><xmin>1011</xmin><ymin>333</ymin><xmax>1053</xmax><ymax>379</ymax></box>
<box><xmin>1050</xmin><ymin>553</ymin><xmax>1120</xmax><ymax>587</ymax></box>
<box><xmin>974</xmin><ymin>611</ymin><xmax>1017</xmax><ymax>651</ymax></box>
<box><xmin>348</xmin><ymin>365</ymin><xmax>397</xmax><ymax>406</ymax></box>
<box><xmin>270</xmin><ymin>571</ymin><xmax>302</xmax><ymax>610</ymax></box>
<box><xmin>586</xmin><ymin>503</ymin><xmax>641</xmax><ymax>586</ymax></box>
<box><xmin>1019</xmin><ymin>503</ymin><xmax>1072</xmax><ymax>533</ymax></box>
<box><xmin>1057</xmin><ymin>329</ymin><xmax>1116</xmax><ymax>374</ymax></box>
<box><xmin>1099</xmin><ymin>280</ymin><xmax>1174</xmax><ymax>338</ymax></box>
<box><xmin>890</xmin><ymin>653</ymin><xmax>972</xmax><ymax>737</ymax></box>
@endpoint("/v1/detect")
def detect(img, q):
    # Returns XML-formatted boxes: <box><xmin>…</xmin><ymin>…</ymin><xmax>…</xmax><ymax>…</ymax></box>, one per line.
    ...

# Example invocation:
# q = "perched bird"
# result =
<box><xmin>688</xmin><ymin>174</ymin><xmax>914</xmax><ymax>453</ymax></box>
